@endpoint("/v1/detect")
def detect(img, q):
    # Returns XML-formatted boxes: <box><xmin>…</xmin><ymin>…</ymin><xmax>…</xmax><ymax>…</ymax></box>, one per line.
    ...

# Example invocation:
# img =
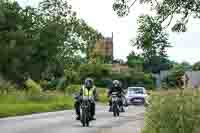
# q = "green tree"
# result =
<box><xmin>193</xmin><ymin>61</ymin><xmax>200</xmax><ymax>71</ymax></box>
<box><xmin>132</xmin><ymin>15</ymin><xmax>171</xmax><ymax>73</ymax></box>
<box><xmin>113</xmin><ymin>0</ymin><xmax>200</xmax><ymax>32</ymax></box>
<box><xmin>180</xmin><ymin>61</ymin><xmax>192</xmax><ymax>71</ymax></box>
<box><xmin>0</xmin><ymin>1</ymin><xmax>34</xmax><ymax>82</ymax></box>
<box><xmin>127</xmin><ymin>52</ymin><xmax>144</xmax><ymax>72</ymax></box>
<box><xmin>79</xmin><ymin>64</ymin><xmax>111</xmax><ymax>87</ymax></box>
<box><xmin>0</xmin><ymin>0</ymin><xmax>102</xmax><ymax>86</ymax></box>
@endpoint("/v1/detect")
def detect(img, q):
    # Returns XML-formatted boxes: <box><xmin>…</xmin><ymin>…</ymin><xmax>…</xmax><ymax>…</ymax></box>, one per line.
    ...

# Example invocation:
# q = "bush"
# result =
<box><xmin>40</xmin><ymin>69</ymin><xmax>80</xmax><ymax>92</ymax></box>
<box><xmin>25</xmin><ymin>78</ymin><xmax>42</xmax><ymax>95</ymax></box>
<box><xmin>142</xmin><ymin>90</ymin><xmax>200</xmax><ymax>133</ymax></box>
<box><xmin>111</xmin><ymin>72</ymin><xmax>155</xmax><ymax>90</ymax></box>
<box><xmin>44</xmin><ymin>80</ymin><xmax>58</xmax><ymax>90</ymax></box>
<box><xmin>96</xmin><ymin>87</ymin><xmax>109</xmax><ymax>103</ymax></box>
<box><xmin>49</xmin><ymin>70</ymin><xmax>81</xmax><ymax>92</ymax></box>
<box><xmin>193</xmin><ymin>61</ymin><xmax>200</xmax><ymax>71</ymax></box>
<box><xmin>95</xmin><ymin>78</ymin><xmax>112</xmax><ymax>88</ymax></box>
<box><xmin>55</xmin><ymin>77</ymin><xmax>67</xmax><ymax>92</ymax></box>
<box><xmin>64</xmin><ymin>69</ymin><xmax>80</xmax><ymax>84</ymax></box>
<box><xmin>65</xmin><ymin>84</ymin><xmax>81</xmax><ymax>95</ymax></box>
<box><xmin>162</xmin><ymin>68</ymin><xmax>185</xmax><ymax>88</ymax></box>
<box><xmin>40</xmin><ymin>80</ymin><xmax>56</xmax><ymax>91</ymax></box>
<box><xmin>79</xmin><ymin>64</ymin><xmax>111</xmax><ymax>81</ymax></box>
<box><xmin>0</xmin><ymin>80</ymin><xmax>16</xmax><ymax>94</ymax></box>
<box><xmin>143</xmin><ymin>74</ymin><xmax>155</xmax><ymax>90</ymax></box>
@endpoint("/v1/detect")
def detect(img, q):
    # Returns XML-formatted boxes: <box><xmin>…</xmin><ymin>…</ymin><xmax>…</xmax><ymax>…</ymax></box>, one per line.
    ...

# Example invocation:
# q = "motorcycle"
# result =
<box><xmin>80</xmin><ymin>95</ymin><xmax>92</xmax><ymax>127</ymax></box>
<box><xmin>111</xmin><ymin>92</ymin><xmax>120</xmax><ymax>117</ymax></box>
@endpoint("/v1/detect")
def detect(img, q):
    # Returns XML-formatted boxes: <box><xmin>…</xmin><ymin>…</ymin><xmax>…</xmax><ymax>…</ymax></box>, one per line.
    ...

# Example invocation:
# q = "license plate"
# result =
<box><xmin>134</xmin><ymin>99</ymin><xmax>142</xmax><ymax>102</ymax></box>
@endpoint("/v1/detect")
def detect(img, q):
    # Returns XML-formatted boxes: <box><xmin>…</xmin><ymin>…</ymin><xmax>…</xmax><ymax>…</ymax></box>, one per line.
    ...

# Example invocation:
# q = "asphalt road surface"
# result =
<box><xmin>0</xmin><ymin>105</ymin><xmax>145</xmax><ymax>133</ymax></box>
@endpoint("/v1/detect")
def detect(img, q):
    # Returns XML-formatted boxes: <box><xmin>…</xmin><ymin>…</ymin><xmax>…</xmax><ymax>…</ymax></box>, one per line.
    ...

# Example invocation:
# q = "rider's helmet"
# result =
<box><xmin>112</xmin><ymin>80</ymin><xmax>121</xmax><ymax>88</ymax></box>
<box><xmin>84</xmin><ymin>78</ymin><xmax>94</xmax><ymax>89</ymax></box>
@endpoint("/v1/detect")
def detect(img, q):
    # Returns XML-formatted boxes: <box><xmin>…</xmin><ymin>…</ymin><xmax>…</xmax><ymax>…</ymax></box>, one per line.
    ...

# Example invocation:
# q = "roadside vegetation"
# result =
<box><xmin>0</xmin><ymin>0</ymin><xmax>110</xmax><ymax>118</ymax></box>
<box><xmin>0</xmin><ymin>82</ymin><xmax>108</xmax><ymax>118</ymax></box>
<box><xmin>0</xmin><ymin>80</ymin><xmax>74</xmax><ymax>118</ymax></box>
<box><xmin>0</xmin><ymin>93</ymin><xmax>74</xmax><ymax>118</ymax></box>
<box><xmin>142</xmin><ymin>90</ymin><xmax>200</xmax><ymax>133</ymax></box>
<box><xmin>1</xmin><ymin>0</ymin><xmax>200</xmax><ymax>124</ymax></box>
<box><xmin>96</xmin><ymin>88</ymin><xmax>109</xmax><ymax>104</ymax></box>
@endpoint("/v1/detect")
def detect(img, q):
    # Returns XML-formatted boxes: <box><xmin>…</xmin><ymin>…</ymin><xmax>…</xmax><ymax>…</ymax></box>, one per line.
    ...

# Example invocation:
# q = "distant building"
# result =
<box><xmin>112</xmin><ymin>64</ymin><xmax>129</xmax><ymax>73</ymax></box>
<box><xmin>93</xmin><ymin>33</ymin><xmax>114</xmax><ymax>63</ymax></box>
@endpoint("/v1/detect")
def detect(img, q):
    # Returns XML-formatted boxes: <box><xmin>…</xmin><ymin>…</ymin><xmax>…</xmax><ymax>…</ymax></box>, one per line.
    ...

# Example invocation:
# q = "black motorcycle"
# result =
<box><xmin>80</xmin><ymin>95</ymin><xmax>92</xmax><ymax>127</ymax></box>
<box><xmin>111</xmin><ymin>92</ymin><xmax>120</xmax><ymax>117</ymax></box>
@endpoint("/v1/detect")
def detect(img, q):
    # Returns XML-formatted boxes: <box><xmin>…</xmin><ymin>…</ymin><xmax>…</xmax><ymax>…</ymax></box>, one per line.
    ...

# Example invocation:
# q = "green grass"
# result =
<box><xmin>97</xmin><ymin>88</ymin><xmax>109</xmax><ymax>104</ymax></box>
<box><xmin>65</xmin><ymin>84</ymin><xmax>81</xmax><ymax>94</ymax></box>
<box><xmin>142</xmin><ymin>90</ymin><xmax>200</xmax><ymax>133</ymax></box>
<box><xmin>0</xmin><ymin>85</ymin><xmax>109</xmax><ymax>118</ymax></box>
<box><xmin>0</xmin><ymin>93</ymin><xmax>74</xmax><ymax>118</ymax></box>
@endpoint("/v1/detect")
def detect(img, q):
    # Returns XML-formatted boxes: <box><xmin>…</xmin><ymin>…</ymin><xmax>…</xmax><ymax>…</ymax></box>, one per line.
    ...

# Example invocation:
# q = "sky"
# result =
<box><xmin>17</xmin><ymin>0</ymin><xmax>200</xmax><ymax>64</ymax></box>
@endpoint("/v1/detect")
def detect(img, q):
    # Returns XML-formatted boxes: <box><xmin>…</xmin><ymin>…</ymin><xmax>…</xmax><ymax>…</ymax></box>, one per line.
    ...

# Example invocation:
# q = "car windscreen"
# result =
<box><xmin>128</xmin><ymin>88</ymin><xmax>144</xmax><ymax>94</ymax></box>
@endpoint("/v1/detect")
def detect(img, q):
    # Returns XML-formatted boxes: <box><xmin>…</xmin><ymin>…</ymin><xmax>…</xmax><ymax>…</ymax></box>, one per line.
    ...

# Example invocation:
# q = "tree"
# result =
<box><xmin>132</xmin><ymin>15</ymin><xmax>172</xmax><ymax>73</ymax></box>
<box><xmin>113</xmin><ymin>0</ymin><xmax>200</xmax><ymax>32</ymax></box>
<box><xmin>79</xmin><ymin>64</ymin><xmax>111</xmax><ymax>87</ymax></box>
<box><xmin>39</xmin><ymin>0</ymin><xmax>102</xmax><ymax>63</ymax></box>
<box><xmin>0</xmin><ymin>1</ymin><xmax>34</xmax><ymax>82</ymax></box>
<box><xmin>0</xmin><ymin>0</ymin><xmax>102</xmax><ymax>85</ymax></box>
<box><xmin>127</xmin><ymin>52</ymin><xmax>144</xmax><ymax>72</ymax></box>
<box><xmin>180</xmin><ymin>61</ymin><xmax>192</xmax><ymax>71</ymax></box>
<box><xmin>193</xmin><ymin>61</ymin><xmax>200</xmax><ymax>71</ymax></box>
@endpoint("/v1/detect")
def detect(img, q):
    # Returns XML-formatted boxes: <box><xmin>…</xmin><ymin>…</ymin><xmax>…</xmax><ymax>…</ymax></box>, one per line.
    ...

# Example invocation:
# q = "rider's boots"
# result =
<box><xmin>90</xmin><ymin>116</ymin><xmax>96</xmax><ymax>120</ymax></box>
<box><xmin>109</xmin><ymin>106</ymin><xmax>112</xmax><ymax>112</ymax></box>
<box><xmin>76</xmin><ymin>115</ymin><xmax>80</xmax><ymax>120</ymax></box>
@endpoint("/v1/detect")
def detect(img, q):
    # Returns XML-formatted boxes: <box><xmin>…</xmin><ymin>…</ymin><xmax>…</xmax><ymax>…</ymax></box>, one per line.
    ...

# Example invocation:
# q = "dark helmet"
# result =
<box><xmin>112</xmin><ymin>80</ymin><xmax>121</xmax><ymax>88</ymax></box>
<box><xmin>84</xmin><ymin>78</ymin><xmax>94</xmax><ymax>89</ymax></box>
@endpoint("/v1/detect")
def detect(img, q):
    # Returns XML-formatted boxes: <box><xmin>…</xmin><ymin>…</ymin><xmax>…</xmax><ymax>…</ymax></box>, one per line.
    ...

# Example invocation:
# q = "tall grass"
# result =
<box><xmin>0</xmin><ymin>93</ymin><xmax>74</xmax><ymax>118</ymax></box>
<box><xmin>142</xmin><ymin>90</ymin><xmax>200</xmax><ymax>133</ymax></box>
<box><xmin>0</xmin><ymin>85</ymin><xmax>109</xmax><ymax>118</ymax></box>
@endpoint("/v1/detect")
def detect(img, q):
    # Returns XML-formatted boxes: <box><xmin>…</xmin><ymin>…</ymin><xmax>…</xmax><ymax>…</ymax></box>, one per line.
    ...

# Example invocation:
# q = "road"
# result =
<box><xmin>0</xmin><ymin>105</ymin><xmax>145</xmax><ymax>133</ymax></box>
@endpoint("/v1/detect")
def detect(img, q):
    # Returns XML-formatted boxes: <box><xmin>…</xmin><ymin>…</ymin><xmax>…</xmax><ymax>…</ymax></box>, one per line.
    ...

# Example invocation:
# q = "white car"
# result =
<box><xmin>125</xmin><ymin>87</ymin><xmax>148</xmax><ymax>105</ymax></box>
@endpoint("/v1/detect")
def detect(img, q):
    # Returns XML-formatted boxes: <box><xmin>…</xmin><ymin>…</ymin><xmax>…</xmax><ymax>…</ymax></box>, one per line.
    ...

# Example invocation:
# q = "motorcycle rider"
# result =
<box><xmin>108</xmin><ymin>80</ymin><xmax>125</xmax><ymax>112</ymax></box>
<box><xmin>74</xmin><ymin>78</ymin><xmax>96</xmax><ymax>120</ymax></box>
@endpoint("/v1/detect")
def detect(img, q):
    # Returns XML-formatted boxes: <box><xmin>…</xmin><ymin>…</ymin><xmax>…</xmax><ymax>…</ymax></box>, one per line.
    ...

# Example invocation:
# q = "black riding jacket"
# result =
<box><xmin>108</xmin><ymin>86</ymin><xmax>124</xmax><ymax>97</ymax></box>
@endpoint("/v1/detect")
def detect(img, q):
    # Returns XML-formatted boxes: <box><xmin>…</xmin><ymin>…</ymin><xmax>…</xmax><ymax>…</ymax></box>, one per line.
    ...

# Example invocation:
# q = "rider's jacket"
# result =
<box><xmin>80</xmin><ymin>85</ymin><xmax>96</xmax><ymax>97</ymax></box>
<box><xmin>82</xmin><ymin>86</ymin><xmax>95</xmax><ymax>97</ymax></box>
<box><xmin>108</xmin><ymin>86</ymin><xmax>124</xmax><ymax>97</ymax></box>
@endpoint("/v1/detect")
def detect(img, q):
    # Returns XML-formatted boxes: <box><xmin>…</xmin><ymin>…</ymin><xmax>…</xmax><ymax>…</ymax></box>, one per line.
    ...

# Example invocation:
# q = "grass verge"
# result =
<box><xmin>0</xmin><ymin>93</ymin><xmax>74</xmax><ymax>118</ymax></box>
<box><xmin>142</xmin><ymin>89</ymin><xmax>200</xmax><ymax>133</ymax></box>
<box><xmin>0</xmin><ymin>86</ymin><xmax>109</xmax><ymax>118</ymax></box>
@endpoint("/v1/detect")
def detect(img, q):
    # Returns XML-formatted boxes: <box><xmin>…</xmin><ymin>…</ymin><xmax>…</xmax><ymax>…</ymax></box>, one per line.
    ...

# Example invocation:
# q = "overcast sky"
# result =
<box><xmin>17</xmin><ymin>0</ymin><xmax>200</xmax><ymax>64</ymax></box>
